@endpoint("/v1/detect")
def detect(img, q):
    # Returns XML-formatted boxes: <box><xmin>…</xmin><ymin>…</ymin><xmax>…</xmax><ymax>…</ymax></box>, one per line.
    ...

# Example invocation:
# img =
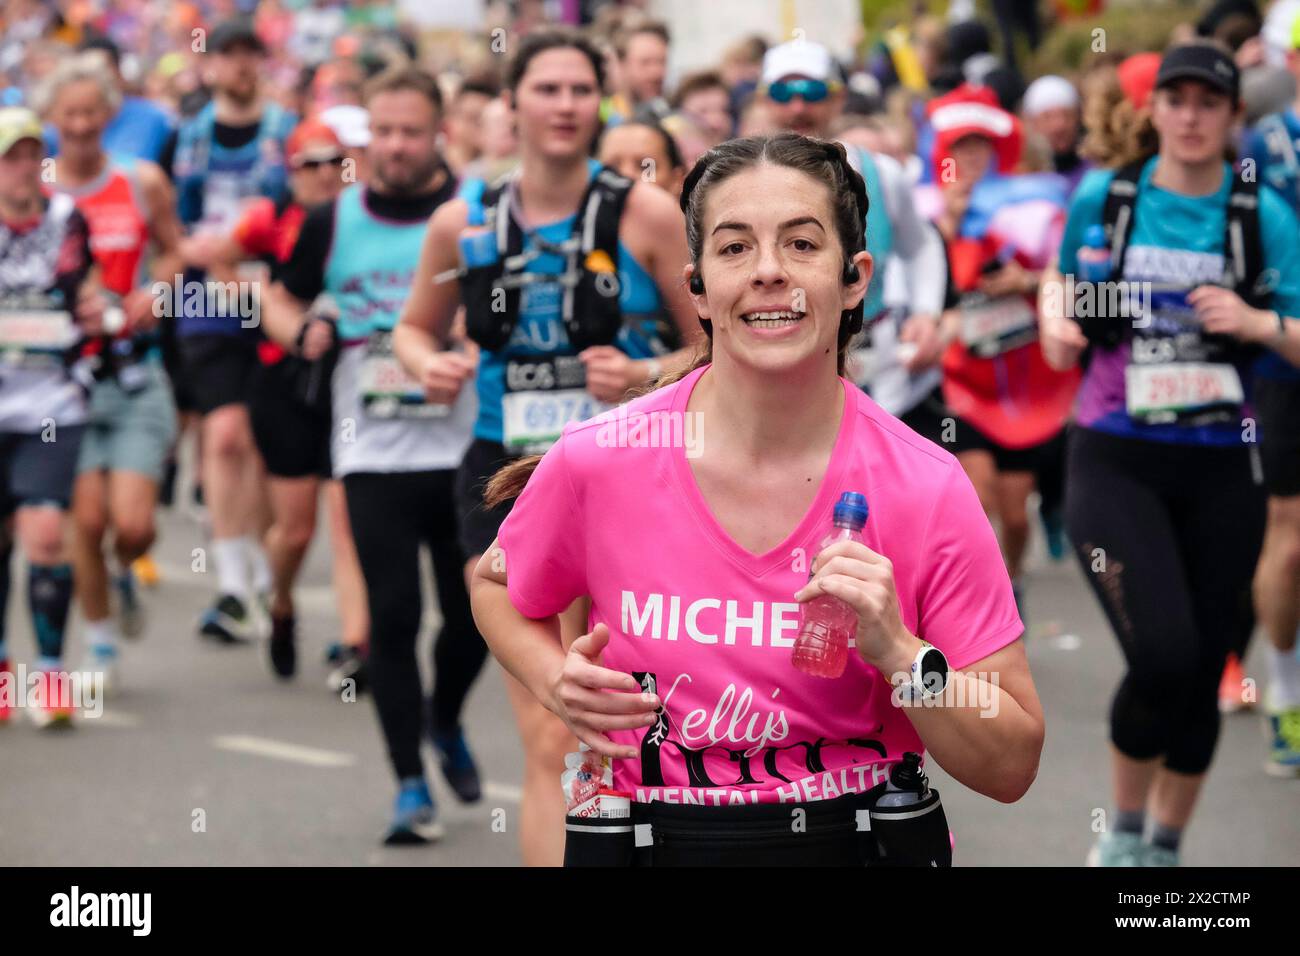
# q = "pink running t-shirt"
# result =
<box><xmin>499</xmin><ymin>364</ymin><xmax>1023</xmax><ymax>806</ymax></box>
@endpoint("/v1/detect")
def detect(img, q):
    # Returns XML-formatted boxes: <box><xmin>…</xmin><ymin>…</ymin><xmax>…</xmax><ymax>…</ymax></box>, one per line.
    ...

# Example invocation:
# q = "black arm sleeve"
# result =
<box><xmin>158</xmin><ymin>129</ymin><xmax>179</xmax><ymax>182</ymax></box>
<box><xmin>277</xmin><ymin>200</ymin><xmax>337</xmax><ymax>303</ymax></box>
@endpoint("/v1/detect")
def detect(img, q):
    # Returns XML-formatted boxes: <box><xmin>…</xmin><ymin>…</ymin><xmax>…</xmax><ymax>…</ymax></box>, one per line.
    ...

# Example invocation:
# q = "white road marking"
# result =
<box><xmin>482</xmin><ymin>781</ymin><xmax>522</xmax><ymax>803</ymax></box>
<box><xmin>213</xmin><ymin>734</ymin><xmax>356</xmax><ymax>767</ymax></box>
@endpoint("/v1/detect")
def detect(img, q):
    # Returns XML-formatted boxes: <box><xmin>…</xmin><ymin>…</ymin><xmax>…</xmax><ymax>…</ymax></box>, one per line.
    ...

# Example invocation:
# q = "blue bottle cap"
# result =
<box><xmin>832</xmin><ymin>491</ymin><xmax>869</xmax><ymax>529</ymax></box>
<box><xmin>1082</xmin><ymin>223</ymin><xmax>1107</xmax><ymax>248</ymax></box>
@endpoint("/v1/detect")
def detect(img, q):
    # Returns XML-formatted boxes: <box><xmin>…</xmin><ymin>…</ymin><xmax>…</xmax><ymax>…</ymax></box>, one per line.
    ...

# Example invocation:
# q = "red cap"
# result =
<box><xmin>286</xmin><ymin>118</ymin><xmax>342</xmax><ymax>165</ymax></box>
<box><xmin>1117</xmin><ymin>52</ymin><xmax>1161</xmax><ymax>110</ymax></box>
<box><xmin>928</xmin><ymin>84</ymin><xmax>1023</xmax><ymax>176</ymax></box>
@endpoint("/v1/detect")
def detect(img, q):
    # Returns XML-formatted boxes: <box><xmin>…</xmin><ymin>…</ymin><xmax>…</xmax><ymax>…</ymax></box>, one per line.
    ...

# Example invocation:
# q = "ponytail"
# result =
<box><xmin>1079</xmin><ymin>65</ymin><xmax>1158</xmax><ymax>169</ymax></box>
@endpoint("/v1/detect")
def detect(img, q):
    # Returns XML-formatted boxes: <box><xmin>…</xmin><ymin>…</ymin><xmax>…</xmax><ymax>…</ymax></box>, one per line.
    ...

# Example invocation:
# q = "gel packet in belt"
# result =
<box><xmin>561</xmin><ymin>745</ymin><xmax>612</xmax><ymax>816</ymax></box>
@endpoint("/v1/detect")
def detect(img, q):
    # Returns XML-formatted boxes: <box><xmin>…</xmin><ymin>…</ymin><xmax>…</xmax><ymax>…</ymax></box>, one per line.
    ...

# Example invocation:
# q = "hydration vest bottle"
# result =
<box><xmin>1076</xmin><ymin>223</ymin><xmax>1112</xmax><ymax>284</ymax></box>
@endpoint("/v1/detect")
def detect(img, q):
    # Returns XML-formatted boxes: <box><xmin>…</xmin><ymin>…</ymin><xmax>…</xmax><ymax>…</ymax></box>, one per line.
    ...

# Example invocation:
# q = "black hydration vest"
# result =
<box><xmin>460</xmin><ymin>167</ymin><xmax>637</xmax><ymax>353</ymax></box>
<box><xmin>1077</xmin><ymin>158</ymin><xmax>1270</xmax><ymax>353</ymax></box>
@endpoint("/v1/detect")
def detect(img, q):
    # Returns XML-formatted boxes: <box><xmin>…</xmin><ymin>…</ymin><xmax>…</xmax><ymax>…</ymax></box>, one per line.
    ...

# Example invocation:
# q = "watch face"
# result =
<box><xmin>919</xmin><ymin>647</ymin><xmax>947</xmax><ymax>694</ymax></box>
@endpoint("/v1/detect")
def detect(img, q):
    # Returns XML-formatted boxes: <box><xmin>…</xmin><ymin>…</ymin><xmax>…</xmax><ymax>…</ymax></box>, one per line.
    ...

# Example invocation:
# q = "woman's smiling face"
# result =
<box><xmin>691</xmin><ymin>162</ymin><xmax>870</xmax><ymax>374</ymax></box>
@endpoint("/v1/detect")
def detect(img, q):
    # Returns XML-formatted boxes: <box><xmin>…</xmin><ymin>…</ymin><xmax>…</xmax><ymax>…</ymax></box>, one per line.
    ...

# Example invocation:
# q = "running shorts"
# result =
<box><xmin>454</xmin><ymin>437</ymin><xmax>520</xmax><ymax>560</ymax></box>
<box><xmin>249</xmin><ymin>358</ymin><xmax>332</xmax><ymax>480</ymax></box>
<box><xmin>76</xmin><ymin>363</ymin><xmax>178</xmax><ymax>482</ymax></box>
<box><xmin>0</xmin><ymin>426</ymin><xmax>86</xmax><ymax>515</ymax></box>
<box><xmin>1254</xmin><ymin>375</ymin><xmax>1300</xmax><ymax>497</ymax></box>
<box><xmin>177</xmin><ymin>334</ymin><xmax>258</xmax><ymax>415</ymax></box>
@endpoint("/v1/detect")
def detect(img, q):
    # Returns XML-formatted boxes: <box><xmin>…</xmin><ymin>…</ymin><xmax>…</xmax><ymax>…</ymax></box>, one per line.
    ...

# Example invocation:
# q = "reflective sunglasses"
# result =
<box><xmin>766</xmin><ymin>78</ymin><xmax>833</xmax><ymax>103</ymax></box>
<box><xmin>293</xmin><ymin>155</ymin><xmax>345</xmax><ymax>171</ymax></box>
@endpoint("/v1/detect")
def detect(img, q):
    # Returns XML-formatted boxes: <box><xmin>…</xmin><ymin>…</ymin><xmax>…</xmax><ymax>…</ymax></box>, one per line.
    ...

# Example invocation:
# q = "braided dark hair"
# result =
<box><xmin>483</xmin><ymin>134</ymin><xmax>870</xmax><ymax>509</ymax></box>
<box><xmin>680</xmin><ymin>132</ymin><xmax>870</xmax><ymax>346</ymax></box>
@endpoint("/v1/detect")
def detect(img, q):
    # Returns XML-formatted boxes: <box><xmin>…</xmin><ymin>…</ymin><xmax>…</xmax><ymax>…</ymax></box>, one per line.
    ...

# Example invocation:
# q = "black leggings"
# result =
<box><xmin>1065</xmin><ymin>427</ymin><xmax>1266</xmax><ymax>775</ymax></box>
<box><xmin>343</xmin><ymin>470</ymin><xmax>489</xmax><ymax>782</ymax></box>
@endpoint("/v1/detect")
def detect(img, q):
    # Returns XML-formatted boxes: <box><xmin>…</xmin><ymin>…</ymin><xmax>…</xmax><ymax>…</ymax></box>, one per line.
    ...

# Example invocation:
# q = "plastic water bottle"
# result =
<box><xmin>792</xmin><ymin>492</ymin><xmax>869</xmax><ymax>679</ymax></box>
<box><xmin>867</xmin><ymin>751</ymin><xmax>953</xmax><ymax>866</ymax></box>
<box><xmin>1075</xmin><ymin>223</ymin><xmax>1111</xmax><ymax>284</ymax></box>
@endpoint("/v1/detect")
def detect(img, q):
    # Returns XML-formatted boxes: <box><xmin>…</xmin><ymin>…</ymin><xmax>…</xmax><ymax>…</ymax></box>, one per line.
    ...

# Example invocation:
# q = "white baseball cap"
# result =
<box><xmin>761</xmin><ymin>40</ymin><xmax>839</xmax><ymax>87</ymax></box>
<box><xmin>1022</xmin><ymin>75</ymin><xmax>1079</xmax><ymax>117</ymax></box>
<box><xmin>320</xmin><ymin>104</ymin><xmax>370</xmax><ymax>148</ymax></box>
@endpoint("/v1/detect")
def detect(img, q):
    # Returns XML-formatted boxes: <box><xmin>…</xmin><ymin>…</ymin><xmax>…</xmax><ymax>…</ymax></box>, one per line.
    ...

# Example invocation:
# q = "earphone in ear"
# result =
<box><xmin>689</xmin><ymin>272</ymin><xmax>704</xmax><ymax>295</ymax></box>
<box><xmin>842</xmin><ymin>262</ymin><xmax>860</xmax><ymax>285</ymax></box>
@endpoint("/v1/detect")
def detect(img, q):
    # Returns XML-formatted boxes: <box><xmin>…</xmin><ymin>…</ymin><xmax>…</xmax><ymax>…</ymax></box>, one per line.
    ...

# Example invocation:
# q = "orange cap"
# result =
<box><xmin>286</xmin><ymin>118</ymin><xmax>342</xmax><ymax>165</ymax></box>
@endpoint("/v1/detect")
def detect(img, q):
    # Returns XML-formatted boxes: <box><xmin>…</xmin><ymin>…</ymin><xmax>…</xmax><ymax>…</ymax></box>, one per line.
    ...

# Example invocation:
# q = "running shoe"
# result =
<box><xmin>1218</xmin><ymin>653</ymin><xmax>1254</xmax><ymax>713</ymax></box>
<box><xmin>268</xmin><ymin>613</ymin><xmax>296</xmax><ymax>679</ymax></box>
<box><xmin>27</xmin><ymin>668</ymin><xmax>75</xmax><ymax>729</ymax></box>
<box><xmin>198</xmin><ymin>594</ymin><xmax>257</xmax><ymax>644</ymax></box>
<box><xmin>1086</xmin><ymin>831</ymin><xmax>1145</xmax><ymax>867</ymax></box>
<box><xmin>432</xmin><ymin>725</ymin><xmax>483</xmax><ymax>803</ymax></box>
<box><xmin>1040</xmin><ymin>505</ymin><xmax>1067</xmax><ymax>562</ymax></box>
<box><xmin>0</xmin><ymin>659</ymin><xmax>14</xmax><ymax>724</ymax></box>
<box><xmin>131</xmin><ymin>553</ymin><xmax>160</xmax><ymax>588</ymax></box>
<box><xmin>327</xmin><ymin>645</ymin><xmax>369</xmax><ymax>696</ymax></box>
<box><xmin>1143</xmin><ymin>844</ymin><xmax>1181</xmax><ymax>867</ymax></box>
<box><xmin>115</xmin><ymin>570</ymin><xmax>146</xmax><ymax>639</ymax></box>
<box><xmin>383</xmin><ymin>778</ymin><xmax>444</xmax><ymax>845</ymax></box>
<box><xmin>80</xmin><ymin>645</ymin><xmax>118</xmax><ymax>697</ymax></box>
<box><xmin>1264</xmin><ymin>707</ymin><xmax>1300</xmax><ymax>778</ymax></box>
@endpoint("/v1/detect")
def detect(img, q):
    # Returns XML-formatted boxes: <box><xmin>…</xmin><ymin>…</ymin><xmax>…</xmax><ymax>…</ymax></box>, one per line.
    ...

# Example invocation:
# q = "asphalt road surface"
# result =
<box><xmin>1</xmin><ymin>492</ymin><xmax>1295</xmax><ymax>866</ymax></box>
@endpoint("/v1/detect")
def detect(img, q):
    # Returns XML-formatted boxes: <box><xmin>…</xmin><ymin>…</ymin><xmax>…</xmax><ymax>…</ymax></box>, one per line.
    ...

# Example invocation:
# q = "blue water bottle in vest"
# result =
<box><xmin>1076</xmin><ymin>223</ymin><xmax>1111</xmax><ymax>285</ymax></box>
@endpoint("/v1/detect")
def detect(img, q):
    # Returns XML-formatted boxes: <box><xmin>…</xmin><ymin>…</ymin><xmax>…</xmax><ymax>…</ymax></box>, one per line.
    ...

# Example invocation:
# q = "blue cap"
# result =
<box><xmin>1082</xmin><ymin>223</ymin><xmax>1107</xmax><ymax>248</ymax></box>
<box><xmin>832</xmin><ymin>491</ymin><xmax>869</xmax><ymax>529</ymax></box>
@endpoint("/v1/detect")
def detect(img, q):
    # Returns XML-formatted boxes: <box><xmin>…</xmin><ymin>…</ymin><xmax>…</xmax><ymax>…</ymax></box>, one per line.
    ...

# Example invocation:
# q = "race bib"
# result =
<box><xmin>0</xmin><ymin>310</ymin><xmax>78</xmax><ymax>368</ymax></box>
<box><xmin>959</xmin><ymin>294</ymin><xmax>1038</xmax><ymax>357</ymax></box>
<box><xmin>1125</xmin><ymin>362</ymin><xmax>1244</xmax><ymax>423</ymax></box>
<box><xmin>501</xmin><ymin>355</ymin><xmax>610</xmax><ymax>454</ymax></box>
<box><xmin>1125</xmin><ymin>289</ymin><xmax>1245</xmax><ymax>425</ymax></box>
<box><xmin>200</xmin><ymin>174</ymin><xmax>245</xmax><ymax>234</ymax></box>
<box><xmin>358</xmin><ymin>332</ymin><xmax>451</xmax><ymax>420</ymax></box>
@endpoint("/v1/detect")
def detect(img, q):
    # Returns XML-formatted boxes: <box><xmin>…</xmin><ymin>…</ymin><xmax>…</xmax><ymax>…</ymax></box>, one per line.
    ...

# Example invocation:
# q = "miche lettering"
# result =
<box><xmin>621</xmin><ymin>590</ymin><xmax>803</xmax><ymax>648</ymax></box>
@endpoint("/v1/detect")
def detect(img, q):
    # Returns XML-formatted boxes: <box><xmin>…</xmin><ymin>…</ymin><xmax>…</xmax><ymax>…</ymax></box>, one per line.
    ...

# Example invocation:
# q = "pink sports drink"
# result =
<box><xmin>792</xmin><ymin>492</ymin><xmax>869</xmax><ymax>678</ymax></box>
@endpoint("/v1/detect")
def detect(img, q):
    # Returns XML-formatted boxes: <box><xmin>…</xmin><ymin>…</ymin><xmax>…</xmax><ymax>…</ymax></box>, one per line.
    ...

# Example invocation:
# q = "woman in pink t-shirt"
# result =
<box><xmin>471</xmin><ymin>133</ymin><xmax>1045</xmax><ymax>865</ymax></box>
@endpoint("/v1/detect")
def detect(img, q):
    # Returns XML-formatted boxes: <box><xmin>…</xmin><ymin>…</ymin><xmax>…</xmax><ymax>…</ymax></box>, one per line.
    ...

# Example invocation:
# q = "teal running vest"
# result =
<box><xmin>323</xmin><ymin>186</ymin><xmax>429</xmax><ymax>341</ymax></box>
<box><xmin>851</xmin><ymin>145</ymin><xmax>892</xmax><ymax>319</ymax></box>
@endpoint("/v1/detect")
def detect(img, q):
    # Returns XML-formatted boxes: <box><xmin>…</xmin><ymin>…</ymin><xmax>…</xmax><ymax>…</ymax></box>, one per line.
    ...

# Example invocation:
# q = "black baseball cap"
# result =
<box><xmin>1155</xmin><ymin>43</ymin><xmax>1240</xmax><ymax>100</ymax></box>
<box><xmin>209</xmin><ymin>17</ymin><xmax>267</xmax><ymax>55</ymax></box>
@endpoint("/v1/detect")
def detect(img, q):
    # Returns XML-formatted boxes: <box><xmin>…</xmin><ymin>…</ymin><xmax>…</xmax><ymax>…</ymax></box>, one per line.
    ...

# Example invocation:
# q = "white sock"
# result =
<box><xmin>85</xmin><ymin>618</ymin><xmax>118</xmax><ymax>654</ymax></box>
<box><xmin>1266</xmin><ymin>642</ymin><xmax>1300</xmax><ymax>710</ymax></box>
<box><xmin>244</xmin><ymin>535</ymin><xmax>272</xmax><ymax>595</ymax></box>
<box><xmin>213</xmin><ymin>537</ymin><xmax>250</xmax><ymax>598</ymax></box>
